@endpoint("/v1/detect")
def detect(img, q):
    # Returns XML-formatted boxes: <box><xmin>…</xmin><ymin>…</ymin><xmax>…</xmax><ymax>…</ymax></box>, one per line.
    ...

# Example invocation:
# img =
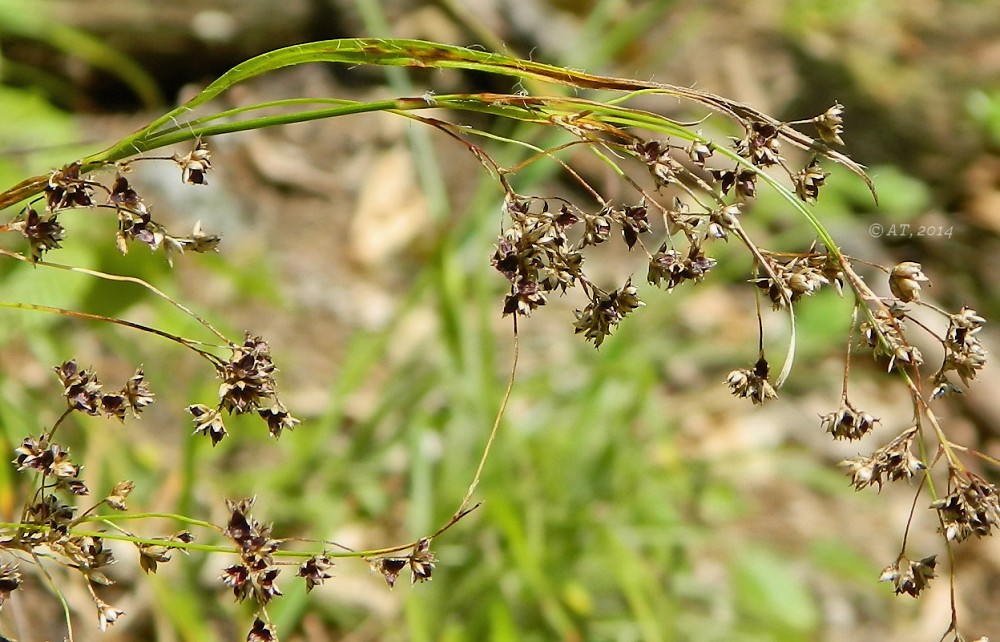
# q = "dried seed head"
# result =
<box><xmin>105</xmin><ymin>480</ymin><xmax>135</xmax><ymax>511</ymax></box>
<box><xmin>369</xmin><ymin>556</ymin><xmax>408</xmax><ymax>589</ymax></box>
<box><xmin>27</xmin><ymin>493</ymin><xmax>77</xmax><ymax>529</ymax></box>
<box><xmin>121</xmin><ymin>367</ymin><xmax>155</xmax><ymax>418</ymax></box>
<box><xmin>11</xmin><ymin>207</ymin><xmax>64</xmax><ymax>261</ymax></box>
<box><xmin>108</xmin><ymin>174</ymin><xmax>148</xmax><ymax>214</ymax></box>
<box><xmin>173</xmin><ymin>140</ymin><xmax>212</xmax><ymax>185</ymax></box>
<box><xmin>706</xmin><ymin>204</ymin><xmax>742</xmax><ymax>240</ymax></box>
<box><xmin>53</xmin><ymin>360</ymin><xmax>104</xmax><ymax>415</ymax></box>
<box><xmin>581</xmin><ymin>209</ymin><xmax>612</xmax><ymax>247</ymax></box>
<box><xmin>647</xmin><ymin>243</ymin><xmax>717</xmax><ymax>291</ymax></box>
<box><xmin>725</xmin><ymin>357</ymin><xmax>777</xmax><ymax>405</ymax></box>
<box><xmin>888</xmin><ymin>262</ymin><xmax>930</xmax><ymax>303</ymax></box>
<box><xmin>814</xmin><ymin>102</ymin><xmax>845</xmax><ymax>145</ymax></box>
<box><xmin>0</xmin><ymin>563</ymin><xmax>22</xmax><ymax>607</ymax></box>
<box><xmin>687</xmin><ymin>139</ymin><xmax>713</xmax><ymax>166</ymax></box>
<box><xmin>735</xmin><ymin>121</ymin><xmax>782</xmax><ymax>167</ymax></box>
<box><xmin>247</xmin><ymin>617</ymin><xmax>275</xmax><ymax>642</ymax></box>
<box><xmin>942</xmin><ymin>306</ymin><xmax>988</xmax><ymax>386</ymax></box>
<box><xmin>931</xmin><ymin>471</ymin><xmax>1000</xmax><ymax>542</ymax></box>
<box><xmin>95</xmin><ymin>598</ymin><xmax>125</xmax><ymax>631</ymax></box>
<box><xmin>879</xmin><ymin>554</ymin><xmax>936</xmax><ymax>597</ymax></box>
<box><xmin>256</xmin><ymin>568</ymin><xmax>282</xmax><ymax>603</ymax></box>
<box><xmin>709</xmin><ymin>168</ymin><xmax>737</xmax><ymax>196</ymax></box>
<box><xmin>793</xmin><ymin>159</ymin><xmax>829</xmax><ymax>202</ymax></box>
<box><xmin>185</xmin><ymin>220</ymin><xmax>222</xmax><ymax>253</ymax></box>
<box><xmin>257</xmin><ymin>402</ymin><xmax>300</xmax><ymax>439</ymax></box>
<box><xmin>219</xmin><ymin>334</ymin><xmax>277</xmax><ymax>415</ymax></box>
<box><xmin>46</xmin><ymin>162</ymin><xmax>94</xmax><ymax>211</ymax></box>
<box><xmin>138</xmin><ymin>542</ymin><xmax>172</xmax><ymax>574</ymax></box>
<box><xmin>298</xmin><ymin>555</ymin><xmax>334</xmax><ymax>592</ymax></box>
<box><xmin>619</xmin><ymin>203</ymin><xmax>650</xmax><ymax>250</ymax></box>
<box><xmin>116</xmin><ymin>206</ymin><xmax>165</xmax><ymax>255</ymax></box>
<box><xmin>858</xmin><ymin>308</ymin><xmax>923</xmax><ymax>370</ymax></box>
<box><xmin>13</xmin><ymin>435</ymin><xmax>81</xmax><ymax>480</ymax></box>
<box><xmin>188</xmin><ymin>404</ymin><xmax>228</xmax><ymax>445</ymax></box>
<box><xmin>222</xmin><ymin>563</ymin><xmax>254</xmax><ymax>602</ymax></box>
<box><xmin>409</xmin><ymin>538</ymin><xmax>436</xmax><ymax>585</ymax></box>
<box><xmin>839</xmin><ymin>426</ymin><xmax>924</xmax><ymax>490</ymax></box>
<box><xmin>573</xmin><ymin>279</ymin><xmax>644</xmax><ymax>347</ymax></box>
<box><xmin>821</xmin><ymin>404</ymin><xmax>879</xmax><ymax>441</ymax></box>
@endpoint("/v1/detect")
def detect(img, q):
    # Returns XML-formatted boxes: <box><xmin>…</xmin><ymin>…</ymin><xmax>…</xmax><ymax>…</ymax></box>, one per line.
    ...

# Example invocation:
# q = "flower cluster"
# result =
<box><xmin>820</xmin><ymin>402</ymin><xmax>879</xmax><ymax>441</ymax></box>
<box><xmin>859</xmin><ymin>307</ymin><xmax>923</xmax><ymax>370</ymax></box>
<box><xmin>879</xmin><ymin>554</ymin><xmax>936</xmax><ymax>598</ymax></box>
<box><xmin>367</xmin><ymin>538</ymin><xmax>437</xmax><ymax>588</ymax></box>
<box><xmin>939</xmin><ymin>306</ymin><xmax>988</xmax><ymax>387</ymax></box>
<box><xmin>725</xmin><ymin>357</ymin><xmax>777</xmax><ymax>405</ymax></box>
<box><xmin>931</xmin><ymin>471</ymin><xmax>1000</xmax><ymax>542</ymax></box>
<box><xmin>839</xmin><ymin>426</ymin><xmax>924</xmax><ymax>491</ymax></box>
<box><xmin>9</xmin><ymin>206</ymin><xmax>64</xmax><ymax>261</ymax></box>
<box><xmin>6</xmin><ymin>361</ymin><xmax>152</xmax><ymax>632</ymax></box>
<box><xmin>888</xmin><ymin>261</ymin><xmax>931</xmax><ymax>303</ymax></box>
<box><xmin>573</xmin><ymin>280</ymin><xmax>644</xmax><ymax>347</ymax></box>
<box><xmin>646</xmin><ymin>243</ymin><xmax>717</xmax><ymax>291</ymax></box>
<box><xmin>188</xmin><ymin>334</ymin><xmax>299</xmax><ymax>445</ymax></box>
<box><xmin>5</xmin><ymin>142</ymin><xmax>221</xmax><ymax>265</ymax></box>
<box><xmin>754</xmin><ymin>252</ymin><xmax>843</xmax><ymax>310</ymax></box>
<box><xmin>14</xmin><ymin>435</ymin><xmax>86</xmax><ymax>495</ymax></box>
<box><xmin>490</xmin><ymin>197</ymin><xmax>586</xmax><ymax>316</ymax></box>
<box><xmin>0</xmin><ymin>564</ymin><xmax>22</xmax><ymax>608</ymax></box>
<box><xmin>221</xmin><ymin>498</ymin><xmax>283</xmax><ymax>605</ymax></box>
<box><xmin>52</xmin><ymin>360</ymin><xmax>154</xmax><ymax>420</ymax></box>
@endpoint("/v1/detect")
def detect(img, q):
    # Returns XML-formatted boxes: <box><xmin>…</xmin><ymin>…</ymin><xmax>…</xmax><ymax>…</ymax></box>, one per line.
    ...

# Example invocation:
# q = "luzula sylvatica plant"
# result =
<box><xmin>0</xmin><ymin>39</ymin><xmax>993</xmax><ymax>641</ymax></box>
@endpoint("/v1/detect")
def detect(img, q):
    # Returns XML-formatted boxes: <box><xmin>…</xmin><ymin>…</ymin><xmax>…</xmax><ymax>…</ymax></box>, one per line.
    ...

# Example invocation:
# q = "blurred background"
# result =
<box><xmin>1</xmin><ymin>0</ymin><xmax>1000</xmax><ymax>640</ymax></box>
